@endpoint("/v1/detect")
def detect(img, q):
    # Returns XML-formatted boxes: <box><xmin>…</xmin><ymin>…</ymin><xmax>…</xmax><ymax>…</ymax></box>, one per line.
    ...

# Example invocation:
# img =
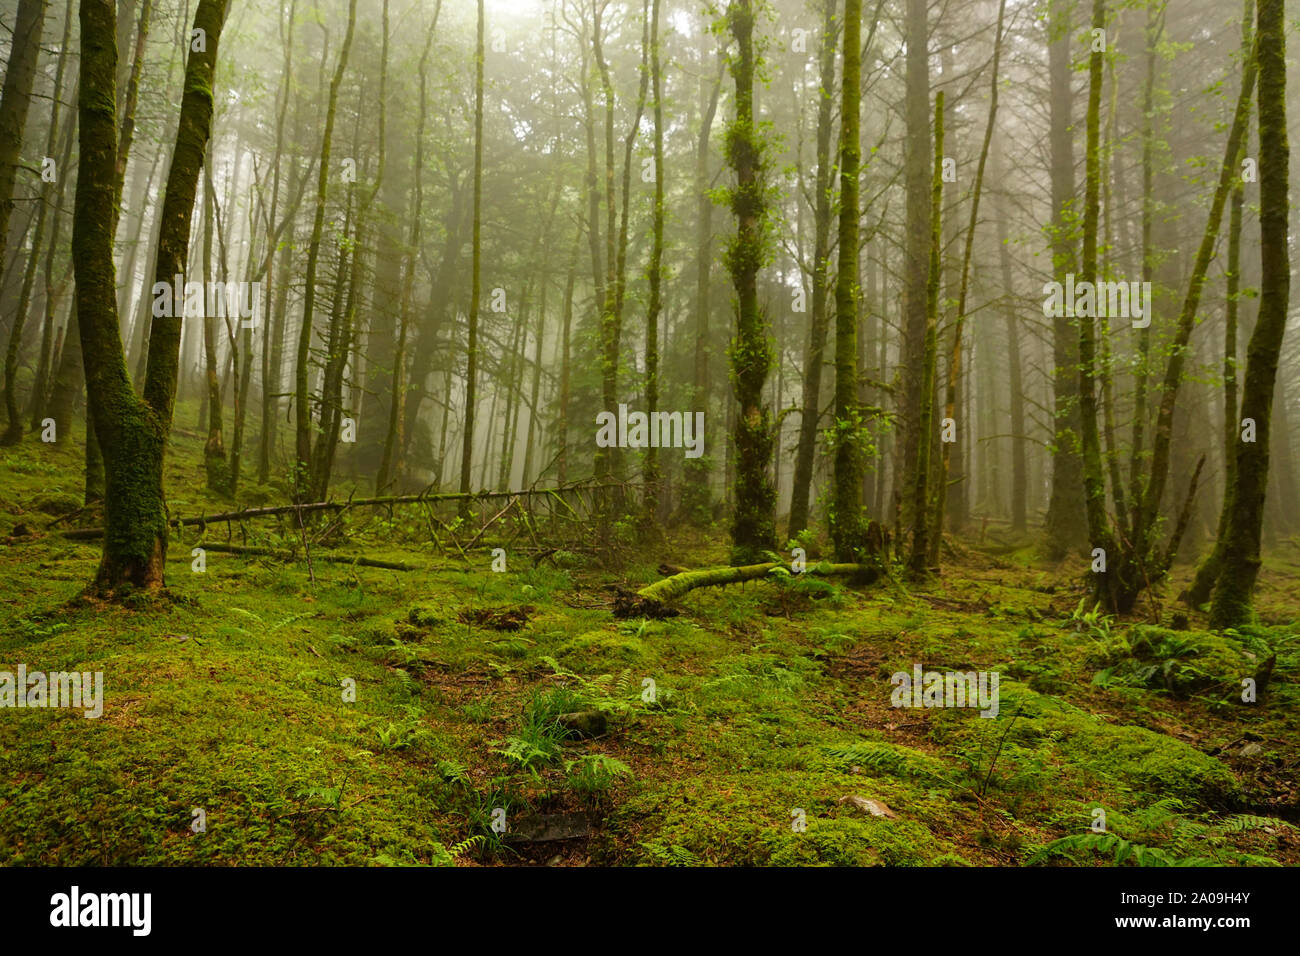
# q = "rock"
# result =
<box><xmin>506</xmin><ymin>812</ymin><xmax>591</xmax><ymax>843</ymax></box>
<box><xmin>839</xmin><ymin>795</ymin><xmax>898</xmax><ymax>818</ymax></box>
<box><xmin>557</xmin><ymin>710</ymin><xmax>607</xmax><ymax>739</ymax></box>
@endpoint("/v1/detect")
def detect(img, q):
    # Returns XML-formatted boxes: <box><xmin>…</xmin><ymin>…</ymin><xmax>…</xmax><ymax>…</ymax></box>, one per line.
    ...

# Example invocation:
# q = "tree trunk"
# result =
<box><xmin>929</xmin><ymin>0</ymin><xmax>1006</xmax><ymax>563</ymax></box>
<box><xmin>1185</xmin><ymin>0</ymin><xmax>1252</xmax><ymax>606</ymax></box>
<box><xmin>830</xmin><ymin>0</ymin><xmax>866</xmax><ymax>561</ymax></box>
<box><xmin>908</xmin><ymin>92</ymin><xmax>943</xmax><ymax>575</ymax></box>
<box><xmin>2</xmin><ymin>0</ymin><xmax>67</xmax><ymax>444</ymax></box>
<box><xmin>725</xmin><ymin>0</ymin><xmax>776</xmax><ymax>563</ymax></box>
<box><xmin>682</xmin><ymin>44</ymin><xmax>724</xmax><ymax>520</ymax></box>
<box><xmin>788</xmin><ymin>0</ymin><xmax>837</xmax><ymax>539</ymax></box>
<box><xmin>643</xmin><ymin>0</ymin><xmax>665</xmax><ymax>524</ymax></box>
<box><xmin>1210</xmin><ymin>0</ymin><xmax>1289</xmax><ymax>628</ymax></box>
<box><xmin>458</xmin><ymin>0</ymin><xmax>485</xmax><ymax>511</ymax></box>
<box><xmin>294</xmin><ymin>0</ymin><xmax>357</xmax><ymax>498</ymax></box>
<box><xmin>0</xmin><ymin>0</ymin><xmax>47</xmax><ymax>277</ymax></box>
<box><xmin>897</xmin><ymin>0</ymin><xmax>930</xmax><ymax>531</ymax></box>
<box><xmin>74</xmin><ymin>0</ymin><xmax>228</xmax><ymax>595</ymax></box>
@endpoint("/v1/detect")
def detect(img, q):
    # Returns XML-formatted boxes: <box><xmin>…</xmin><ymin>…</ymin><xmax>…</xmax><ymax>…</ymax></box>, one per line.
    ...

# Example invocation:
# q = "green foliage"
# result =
<box><xmin>565</xmin><ymin>754</ymin><xmax>633</xmax><ymax>803</ymax></box>
<box><xmin>375</xmin><ymin>706</ymin><xmax>427</xmax><ymax>751</ymax></box>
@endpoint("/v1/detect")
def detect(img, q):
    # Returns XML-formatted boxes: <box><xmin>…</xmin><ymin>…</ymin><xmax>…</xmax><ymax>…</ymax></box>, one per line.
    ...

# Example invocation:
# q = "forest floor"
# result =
<box><xmin>1</xmin><ymin>420</ymin><xmax>1297</xmax><ymax>867</ymax></box>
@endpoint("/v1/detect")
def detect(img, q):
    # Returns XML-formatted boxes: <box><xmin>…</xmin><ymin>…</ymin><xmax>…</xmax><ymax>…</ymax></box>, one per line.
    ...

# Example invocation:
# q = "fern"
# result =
<box><xmin>449</xmin><ymin>834</ymin><xmax>485</xmax><ymax>857</ymax></box>
<box><xmin>822</xmin><ymin>742</ymin><xmax>906</xmax><ymax>774</ymax></box>
<box><xmin>1029</xmin><ymin>832</ymin><xmax>1218</xmax><ymax>867</ymax></box>
<box><xmin>1223</xmin><ymin>814</ymin><xmax>1297</xmax><ymax>834</ymax></box>
<box><xmin>437</xmin><ymin>759</ymin><xmax>471</xmax><ymax>787</ymax></box>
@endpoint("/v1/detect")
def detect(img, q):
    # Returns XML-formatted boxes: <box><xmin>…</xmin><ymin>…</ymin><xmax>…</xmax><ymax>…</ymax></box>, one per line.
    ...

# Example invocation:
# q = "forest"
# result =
<box><xmin>0</xmin><ymin>0</ymin><xmax>1296</xmax><ymax>871</ymax></box>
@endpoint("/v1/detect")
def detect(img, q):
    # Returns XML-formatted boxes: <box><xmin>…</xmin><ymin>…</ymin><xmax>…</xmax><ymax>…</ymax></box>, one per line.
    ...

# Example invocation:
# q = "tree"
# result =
<box><xmin>1210</xmin><ymin>0</ymin><xmax>1289</xmax><ymax>627</ymax></box>
<box><xmin>0</xmin><ymin>0</ymin><xmax>47</xmax><ymax>279</ymax></box>
<box><xmin>828</xmin><ymin>0</ymin><xmax>866</xmax><ymax>561</ymax></box>
<box><xmin>1184</xmin><ymin>0</ymin><xmax>1252</xmax><ymax>606</ymax></box>
<box><xmin>294</xmin><ymin>0</ymin><xmax>357</xmax><ymax>499</ymax></box>
<box><xmin>681</xmin><ymin>37</ymin><xmax>724</xmax><ymax>520</ymax></box>
<box><xmin>1043</xmin><ymin>0</ymin><xmax>1087</xmax><ymax>559</ymax></box>
<box><xmin>73</xmin><ymin>0</ymin><xmax>230</xmax><ymax>594</ymax></box>
<box><xmin>458</xmin><ymin>0</ymin><xmax>485</xmax><ymax>509</ymax></box>
<box><xmin>1075</xmin><ymin>0</ymin><xmax>1258</xmax><ymax>614</ymax></box>
<box><xmin>724</xmin><ymin>0</ymin><xmax>776</xmax><ymax>562</ymax></box>
<box><xmin>787</xmin><ymin>0</ymin><xmax>837</xmax><ymax>539</ymax></box>
<box><xmin>642</xmin><ymin>0</ymin><xmax>664</xmax><ymax>525</ymax></box>
<box><xmin>908</xmin><ymin>91</ymin><xmax>943</xmax><ymax>575</ymax></box>
<box><xmin>896</xmin><ymin>0</ymin><xmax>930</xmax><ymax>530</ymax></box>
<box><xmin>928</xmin><ymin>0</ymin><xmax>1007</xmax><ymax>564</ymax></box>
<box><xmin>2</xmin><ymin>0</ymin><xmax>65</xmax><ymax>444</ymax></box>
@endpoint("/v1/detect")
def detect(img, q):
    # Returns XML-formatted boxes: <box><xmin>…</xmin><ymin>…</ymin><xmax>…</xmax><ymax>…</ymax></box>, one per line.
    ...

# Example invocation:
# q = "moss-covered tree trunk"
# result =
<box><xmin>682</xmin><ymin>44</ymin><xmax>724</xmax><ymax>520</ymax></box>
<box><xmin>829</xmin><ymin>0</ymin><xmax>866</xmax><ymax>561</ymax></box>
<box><xmin>907</xmin><ymin>93</ymin><xmax>943</xmax><ymax>576</ymax></box>
<box><xmin>74</xmin><ymin>0</ymin><xmax>228</xmax><ymax>595</ymax></box>
<box><xmin>1210</xmin><ymin>0</ymin><xmax>1289</xmax><ymax>628</ymax></box>
<box><xmin>458</xmin><ymin>0</ymin><xmax>485</xmax><ymax>512</ymax></box>
<box><xmin>643</xmin><ymin>0</ymin><xmax>664</xmax><ymax>525</ymax></box>
<box><xmin>1043</xmin><ymin>0</ymin><xmax>1087</xmax><ymax>559</ymax></box>
<box><xmin>1076</xmin><ymin>0</ymin><xmax>1124</xmax><ymax>610</ymax></box>
<box><xmin>26</xmin><ymin>0</ymin><xmax>76</xmax><ymax>435</ymax></box>
<box><xmin>1131</xmin><ymin>27</ymin><xmax>1257</xmax><ymax>580</ymax></box>
<box><xmin>1126</xmin><ymin>0</ymin><xmax>1163</xmax><ymax>539</ymax></box>
<box><xmin>0</xmin><ymin>0</ymin><xmax>47</xmax><ymax>277</ymax></box>
<box><xmin>896</xmin><ymin>0</ymin><xmax>930</xmax><ymax>530</ymax></box>
<box><xmin>294</xmin><ymin>0</ymin><xmax>356</xmax><ymax>498</ymax></box>
<box><xmin>929</xmin><ymin>0</ymin><xmax>1006</xmax><ymax>565</ymax></box>
<box><xmin>787</xmin><ymin>0</ymin><xmax>837</xmax><ymax>539</ymax></box>
<box><xmin>200</xmin><ymin>157</ymin><xmax>229</xmax><ymax>495</ymax></box>
<box><xmin>2</xmin><ymin>0</ymin><xmax>65</xmax><ymax>445</ymax></box>
<box><xmin>724</xmin><ymin>0</ymin><xmax>776</xmax><ymax>563</ymax></box>
<box><xmin>994</xmin><ymin>146</ymin><xmax>1027</xmax><ymax>533</ymax></box>
<box><xmin>592</xmin><ymin>1</ymin><xmax>621</xmax><ymax>483</ymax></box>
<box><xmin>1185</xmin><ymin>0</ymin><xmax>1252</xmax><ymax>607</ymax></box>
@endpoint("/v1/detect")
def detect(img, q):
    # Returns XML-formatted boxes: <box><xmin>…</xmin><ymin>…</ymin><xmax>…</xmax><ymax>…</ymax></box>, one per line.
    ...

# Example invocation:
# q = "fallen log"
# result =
<box><xmin>613</xmin><ymin>560</ymin><xmax>881</xmax><ymax>617</ymax></box>
<box><xmin>57</xmin><ymin>482</ymin><xmax>636</xmax><ymax>539</ymax></box>
<box><xmin>174</xmin><ymin>542</ymin><xmax>416</xmax><ymax>571</ymax></box>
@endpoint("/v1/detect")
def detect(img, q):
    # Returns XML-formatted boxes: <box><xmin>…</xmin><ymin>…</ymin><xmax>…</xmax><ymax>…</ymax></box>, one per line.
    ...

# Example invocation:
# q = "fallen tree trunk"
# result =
<box><xmin>178</xmin><ymin>542</ymin><xmax>415</xmax><ymax>570</ymax></box>
<box><xmin>614</xmin><ymin>560</ymin><xmax>881</xmax><ymax>617</ymax></box>
<box><xmin>56</xmin><ymin>482</ymin><xmax>638</xmax><ymax>538</ymax></box>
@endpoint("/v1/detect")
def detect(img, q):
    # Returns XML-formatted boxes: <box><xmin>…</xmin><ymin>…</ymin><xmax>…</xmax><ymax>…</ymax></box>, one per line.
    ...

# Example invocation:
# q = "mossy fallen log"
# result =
<box><xmin>613</xmin><ymin>560</ymin><xmax>880</xmax><ymax>617</ymax></box>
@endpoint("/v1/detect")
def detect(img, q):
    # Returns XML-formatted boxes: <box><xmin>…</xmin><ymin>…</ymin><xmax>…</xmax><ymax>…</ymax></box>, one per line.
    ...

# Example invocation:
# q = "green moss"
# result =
<box><xmin>555</xmin><ymin>629</ymin><xmax>654</xmax><ymax>672</ymax></box>
<box><xmin>0</xmin><ymin>418</ymin><xmax>1294</xmax><ymax>866</ymax></box>
<box><xmin>768</xmin><ymin>817</ymin><xmax>939</xmax><ymax>866</ymax></box>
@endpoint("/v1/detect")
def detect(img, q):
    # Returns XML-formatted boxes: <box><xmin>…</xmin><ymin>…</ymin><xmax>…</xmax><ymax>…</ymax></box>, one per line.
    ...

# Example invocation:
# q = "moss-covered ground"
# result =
<box><xmin>1</xmin><ymin>420</ymin><xmax>1297</xmax><ymax>866</ymax></box>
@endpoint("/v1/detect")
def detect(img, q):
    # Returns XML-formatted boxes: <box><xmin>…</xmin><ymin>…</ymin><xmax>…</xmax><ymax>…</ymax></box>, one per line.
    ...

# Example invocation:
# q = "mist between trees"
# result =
<box><xmin>0</xmin><ymin>0</ymin><xmax>1293</xmax><ymax>626</ymax></box>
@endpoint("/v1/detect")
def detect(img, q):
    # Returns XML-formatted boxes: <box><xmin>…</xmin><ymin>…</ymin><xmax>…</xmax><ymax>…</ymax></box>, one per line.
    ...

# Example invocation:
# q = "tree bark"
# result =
<box><xmin>0</xmin><ymin>0</ymin><xmax>47</xmax><ymax>278</ymax></box>
<box><xmin>74</xmin><ymin>0</ymin><xmax>229</xmax><ymax>595</ymax></box>
<box><xmin>1210</xmin><ymin>0</ymin><xmax>1289</xmax><ymax>628</ymax></box>
<box><xmin>725</xmin><ymin>0</ymin><xmax>776</xmax><ymax>563</ymax></box>
<box><xmin>787</xmin><ymin>0</ymin><xmax>837</xmax><ymax>539</ymax></box>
